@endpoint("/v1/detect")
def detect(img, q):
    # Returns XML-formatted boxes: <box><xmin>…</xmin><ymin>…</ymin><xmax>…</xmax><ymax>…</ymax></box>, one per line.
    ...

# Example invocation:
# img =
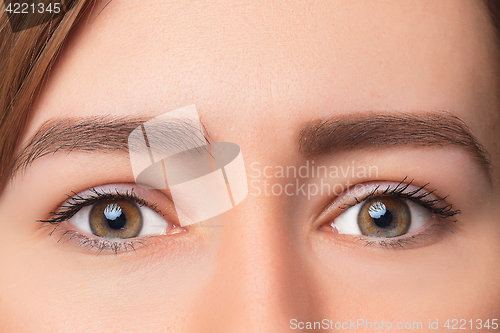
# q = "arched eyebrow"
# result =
<box><xmin>11</xmin><ymin>111</ymin><xmax>493</xmax><ymax>180</ymax></box>
<box><xmin>298</xmin><ymin>111</ymin><xmax>491</xmax><ymax>177</ymax></box>
<box><xmin>11</xmin><ymin>115</ymin><xmax>210</xmax><ymax>178</ymax></box>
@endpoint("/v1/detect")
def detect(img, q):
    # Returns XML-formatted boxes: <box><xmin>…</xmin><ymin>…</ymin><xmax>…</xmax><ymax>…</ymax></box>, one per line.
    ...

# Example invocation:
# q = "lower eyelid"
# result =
<box><xmin>360</xmin><ymin>219</ymin><xmax>455</xmax><ymax>249</ymax></box>
<box><xmin>322</xmin><ymin>215</ymin><xmax>456</xmax><ymax>250</ymax></box>
<box><xmin>39</xmin><ymin>185</ymin><xmax>184</xmax><ymax>254</ymax></box>
<box><xmin>44</xmin><ymin>220</ymin><xmax>157</xmax><ymax>254</ymax></box>
<box><xmin>317</xmin><ymin>179</ymin><xmax>460</xmax><ymax>249</ymax></box>
<box><xmin>62</xmin><ymin>229</ymin><xmax>150</xmax><ymax>254</ymax></box>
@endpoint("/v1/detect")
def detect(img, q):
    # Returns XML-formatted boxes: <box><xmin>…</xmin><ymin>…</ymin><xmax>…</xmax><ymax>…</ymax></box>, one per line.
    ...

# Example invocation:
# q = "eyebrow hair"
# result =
<box><xmin>11</xmin><ymin>115</ymin><xmax>210</xmax><ymax>178</ymax></box>
<box><xmin>298</xmin><ymin>111</ymin><xmax>491</xmax><ymax>174</ymax></box>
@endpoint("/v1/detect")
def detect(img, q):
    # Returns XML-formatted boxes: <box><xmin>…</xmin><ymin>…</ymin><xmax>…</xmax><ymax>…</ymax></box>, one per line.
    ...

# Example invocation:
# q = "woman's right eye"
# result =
<box><xmin>39</xmin><ymin>186</ymin><xmax>186</xmax><ymax>253</ymax></box>
<box><xmin>69</xmin><ymin>199</ymin><xmax>172</xmax><ymax>239</ymax></box>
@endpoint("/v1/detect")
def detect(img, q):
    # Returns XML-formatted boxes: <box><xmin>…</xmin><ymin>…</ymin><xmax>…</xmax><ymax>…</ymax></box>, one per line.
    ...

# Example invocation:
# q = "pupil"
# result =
<box><xmin>373</xmin><ymin>210</ymin><xmax>393</xmax><ymax>228</ymax></box>
<box><xmin>103</xmin><ymin>203</ymin><xmax>127</xmax><ymax>230</ymax></box>
<box><xmin>368</xmin><ymin>201</ymin><xmax>393</xmax><ymax>228</ymax></box>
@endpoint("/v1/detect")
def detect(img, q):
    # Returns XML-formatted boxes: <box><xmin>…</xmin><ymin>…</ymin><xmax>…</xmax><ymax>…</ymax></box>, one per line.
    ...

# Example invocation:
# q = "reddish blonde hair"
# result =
<box><xmin>0</xmin><ymin>0</ymin><xmax>96</xmax><ymax>193</ymax></box>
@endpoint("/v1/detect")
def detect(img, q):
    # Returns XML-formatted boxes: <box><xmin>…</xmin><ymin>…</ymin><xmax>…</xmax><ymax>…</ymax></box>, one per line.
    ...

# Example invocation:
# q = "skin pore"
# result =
<box><xmin>1</xmin><ymin>0</ymin><xmax>500</xmax><ymax>331</ymax></box>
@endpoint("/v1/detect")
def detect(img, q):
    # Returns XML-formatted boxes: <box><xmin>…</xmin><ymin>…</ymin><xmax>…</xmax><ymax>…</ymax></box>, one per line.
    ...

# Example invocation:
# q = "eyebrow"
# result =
<box><xmin>298</xmin><ymin>111</ymin><xmax>491</xmax><ymax>175</ymax></box>
<box><xmin>11</xmin><ymin>115</ymin><xmax>209</xmax><ymax>177</ymax></box>
<box><xmin>12</xmin><ymin>111</ymin><xmax>492</xmax><ymax>179</ymax></box>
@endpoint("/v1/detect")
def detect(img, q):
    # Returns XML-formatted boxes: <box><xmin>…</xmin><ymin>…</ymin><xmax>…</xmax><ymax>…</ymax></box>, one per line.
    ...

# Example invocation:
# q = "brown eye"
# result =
<box><xmin>358</xmin><ymin>197</ymin><xmax>411</xmax><ymax>238</ymax></box>
<box><xmin>89</xmin><ymin>200</ymin><xmax>143</xmax><ymax>239</ymax></box>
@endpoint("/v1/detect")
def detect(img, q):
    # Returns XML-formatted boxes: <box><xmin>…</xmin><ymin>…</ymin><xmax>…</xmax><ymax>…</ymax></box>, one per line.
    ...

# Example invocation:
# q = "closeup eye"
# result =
<box><xmin>320</xmin><ymin>179</ymin><xmax>461</xmax><ymax>248</ymax></box>
<box><xmin>70</xmin><ymin>199</ymin><xmax>170</xmax><ymax>239</ymax></box>
<box><xmin>334</xmin><ymin>196</ymin><xmax>431</xmax><ymax>238</ymax></box>
<box><xmin>39</xmin><ymin>186</ymin><xmax>184</xmax><ymax>253</ymax></box>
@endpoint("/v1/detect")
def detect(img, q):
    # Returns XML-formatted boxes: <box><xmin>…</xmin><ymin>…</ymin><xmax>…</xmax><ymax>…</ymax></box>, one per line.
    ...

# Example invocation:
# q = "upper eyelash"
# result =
<box><xmin>37</xmin><ymin>187</ymin><xmax>163</xmax><ymax>225</ymax></box>
<box><xmin>38</xmin><ymin>188</ymin><xmax>167</xmax><ymax>254</ymax></box>
<box><xmin>338</xmin><ymin>176</ymin><xmax>461</xmax><ymax>220</ymax></box>
<box><xmin>332</xmin><ymin>176</ymin><xmax>460</xmax><ymax>249</ymax></box>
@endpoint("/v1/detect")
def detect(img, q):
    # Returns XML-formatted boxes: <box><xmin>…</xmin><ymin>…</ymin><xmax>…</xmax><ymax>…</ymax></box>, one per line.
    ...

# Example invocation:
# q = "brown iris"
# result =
<box><xmin>358</xmin><ymin>197</ymin><xmax>411</xmax><ymax>238</ymax></box>
<box><xmin>89</xmin><ymin>200</ymin><xmax>143</xmax><ymax>239</ymax></box>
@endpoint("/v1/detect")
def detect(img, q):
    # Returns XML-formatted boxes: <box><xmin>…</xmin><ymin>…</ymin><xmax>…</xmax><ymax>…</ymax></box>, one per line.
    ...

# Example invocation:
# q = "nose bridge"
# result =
<box><xmin>194</xmin><ymin>196</ymin><xmax>316</xmax><ymax>332</ymax></box>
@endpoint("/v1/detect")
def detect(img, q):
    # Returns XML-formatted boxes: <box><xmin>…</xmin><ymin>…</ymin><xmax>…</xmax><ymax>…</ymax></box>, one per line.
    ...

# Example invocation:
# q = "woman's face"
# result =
<box><xmin>1</xmin><ymin>0</ymin><xmax>500</xmax><ymax>331</ymax></box>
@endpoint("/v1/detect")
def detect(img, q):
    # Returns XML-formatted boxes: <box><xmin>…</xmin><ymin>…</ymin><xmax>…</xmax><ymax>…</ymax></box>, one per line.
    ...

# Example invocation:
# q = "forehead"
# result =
<box><xmin>30</xmin><ymin>0</ymin><xmax>498</xmax><ymax>137</ymax></box>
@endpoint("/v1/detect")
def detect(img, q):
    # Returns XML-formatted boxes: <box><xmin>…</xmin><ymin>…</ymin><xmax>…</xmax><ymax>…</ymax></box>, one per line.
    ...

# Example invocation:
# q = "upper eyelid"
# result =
<box><xmin>38</xmin><ymin>184</ymin><xmax>177</xmax><ymax>225</ymax></box>
<box><xmin>37</xmin><ymin>185</ymin><xmax>183</xmax><ymax>255</ymax></box>
<box><xmin>336</xmin><ymin>179</ymin><xmax>439</xmax><ymax>207</ymax></box>
<box><xmin>67</xmin><ymin>188</ymin><xmax>160</xmax><ymax>212</ymax></box>
<box><xmin>315</xmin><ymin>178</ymin><xmax>460</xmax><ymax>226</ymax></box>
<box><xmin>317</xmin><ymin>180</ymin><xmax>462</xmax><ymax>250</ymax></box>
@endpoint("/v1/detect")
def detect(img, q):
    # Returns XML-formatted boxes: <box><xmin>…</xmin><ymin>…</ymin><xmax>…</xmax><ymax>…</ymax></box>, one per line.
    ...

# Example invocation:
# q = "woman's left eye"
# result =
<box><xmin>69</xmin><ymin>199</ymin><xmax>171</xmax><ymax>239</ymax></box>
<box><xmin>333</xmin><ymin>196</ymin><xmax>431</xmax><ymax>238</ymax></box>
<box><xmin>319</xmin><ymin>180</ymin><xmax>461</xmax><ymax>248</ymax></box>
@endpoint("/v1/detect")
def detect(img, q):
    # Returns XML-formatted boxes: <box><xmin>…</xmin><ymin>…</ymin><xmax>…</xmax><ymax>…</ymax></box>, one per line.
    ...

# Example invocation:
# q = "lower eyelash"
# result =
<box><xmin>45</xmin><ymin>222</ymin><xmax>152</xmax><ymax>255</ymax></box>
<box><xmin>37</xmin><ymin>187</ymin><xmax>172</xmax><ymax>254</ymax></box>
<box><xmin>330</xmin><ymin>176</ymin><xmax>462</xmax><ymax>250</ymax></box>
<box><xmin>354</xmin><ymin>218</ymin><xmax>457</xmax><ymax>249</ymax></box>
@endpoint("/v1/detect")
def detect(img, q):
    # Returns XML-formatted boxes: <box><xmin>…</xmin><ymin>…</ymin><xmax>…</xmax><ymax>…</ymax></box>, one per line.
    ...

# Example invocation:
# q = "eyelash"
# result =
<box><xmin>40</xmin><ymin>178</ymin><xmax>460</xmax><ymax>252</ymax></box>
<box><xmin>38</xmin><ymin>188</ymin><xmax>168</xmax><ymax>254</ymax></box>
<box><xmin>335</xmin><ymin>177</ymin><xmax>461</xmax><ymax>249</ymax></box>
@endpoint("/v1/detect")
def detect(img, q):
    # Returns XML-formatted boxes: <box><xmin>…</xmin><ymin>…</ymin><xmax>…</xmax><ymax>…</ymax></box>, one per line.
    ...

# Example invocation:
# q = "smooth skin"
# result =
<box><xmin>1</xmin><ymin>0</ymin><xmax>500</xmax><ymax>332</ymax></box>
